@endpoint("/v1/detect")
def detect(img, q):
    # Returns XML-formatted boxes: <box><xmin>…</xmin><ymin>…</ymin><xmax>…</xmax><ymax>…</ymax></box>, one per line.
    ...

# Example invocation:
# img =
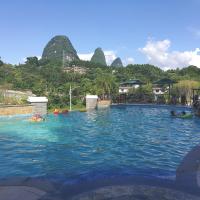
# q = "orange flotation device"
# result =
<box><xmin>53</xmin><ymin>109</ymin><xmax>60</xmax><ymax>115</ymax></box>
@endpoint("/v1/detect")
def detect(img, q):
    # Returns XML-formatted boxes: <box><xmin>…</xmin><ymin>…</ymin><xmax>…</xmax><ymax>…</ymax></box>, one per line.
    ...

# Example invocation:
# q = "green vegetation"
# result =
<box><xmin>0</xmin><ymin>56</ymin><xmax>199</xmax><ymax>108</ymax></box>
<box><xmin>0</xmin><ymin>58</ymin><xmax>3</xmax><ymax>66</ymax></box>
<box><xmin>91</xmin><ymin>48</ymin><xmax>107</xmax><ymax>66</ymax></box>
<box><xmin>171</xmin><ymin>80</ymin><xmax>200</xmax><ymax>104</ymax></box>
<box><xmin>126</xmin><ymin>83</ymin><xmax>154</xmax><ymax>103</ymax></box>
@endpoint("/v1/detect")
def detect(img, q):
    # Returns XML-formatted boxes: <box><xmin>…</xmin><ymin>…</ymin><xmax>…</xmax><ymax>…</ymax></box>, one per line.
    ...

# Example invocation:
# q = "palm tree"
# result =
<box><xmin>95</xmin><ymin>72</ymin><xmax>117</xmax><ymax>99</ymax></box>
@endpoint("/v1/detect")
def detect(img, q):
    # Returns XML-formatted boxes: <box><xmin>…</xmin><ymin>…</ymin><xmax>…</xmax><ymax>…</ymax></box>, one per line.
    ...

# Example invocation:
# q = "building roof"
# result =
<box><xmin>120</xmin><ymin>79</ymin><xmax>144</xmax><ymax>86</ymax></box>
<box><xmin>153</xmin><ymin>78</ymin><xmax>177</xmax><ymax>85</ymax></box>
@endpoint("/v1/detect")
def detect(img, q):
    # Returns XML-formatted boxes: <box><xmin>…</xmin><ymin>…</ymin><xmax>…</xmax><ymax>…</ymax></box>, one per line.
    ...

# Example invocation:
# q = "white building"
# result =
<box><xmin>119</xmin><ymin>80</ymin><xmax>143</xmax><ymax>94</ymax></box>
<box><xmin>152</xmin><ymin>87</ymin><xmax>167</xmax><ymax>95</ymax></box>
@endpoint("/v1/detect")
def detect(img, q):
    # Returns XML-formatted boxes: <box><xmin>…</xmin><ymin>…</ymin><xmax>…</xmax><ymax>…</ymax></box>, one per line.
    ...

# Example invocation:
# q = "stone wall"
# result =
<box><xmin>31</xmin><ymin>102</ymin><xmax>47</xmax><ymax>115</ymax></box>
<box><xmin>86</xmin><ymin>98</ymin><xmax>97</xmax><ymax>110</ymax></box>
<box><xmin>0</xmin><ymin>105</ymin><xmax>33</xmax><ymax>115</ymax></box>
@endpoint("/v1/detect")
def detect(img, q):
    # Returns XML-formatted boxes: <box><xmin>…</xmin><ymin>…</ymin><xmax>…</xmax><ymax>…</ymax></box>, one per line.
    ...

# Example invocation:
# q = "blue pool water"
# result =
<box><xmin>0</xmin><ymin>105</ymin><xmax>199</xmax><ymax>183</ymax></box>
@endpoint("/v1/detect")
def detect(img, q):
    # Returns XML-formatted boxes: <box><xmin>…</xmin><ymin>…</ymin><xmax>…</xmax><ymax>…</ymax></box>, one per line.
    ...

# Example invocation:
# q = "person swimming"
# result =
<box><xmin>171</xmin><ymin>110</ymin><xmax>176</xmax><ymax>116</ymax></box>
<box><xmin>181</xmin><ymin>111</ymin><xmax>186</xmax><ymax>115</ymax></box>
<box><xmin>171</xmin><ymin>110</ymin><xmax>186</xmax><ymax>116</ymax></box>
<box><xmin>171</xmin><ymin>110</ymin><xmax>192</xmax><ymax>119</ymax></box>
<box><xmin>29</xmin><ymin>114</ymin><xmax>45</xmax><ymax>122</ymax></box>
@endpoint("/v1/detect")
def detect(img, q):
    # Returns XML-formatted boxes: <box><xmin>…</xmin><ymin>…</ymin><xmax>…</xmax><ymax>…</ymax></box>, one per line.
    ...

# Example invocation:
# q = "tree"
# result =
<box><xmin>25</xmin><ymin>57</ymin><xmax>39</xmax><ymax>66</ymax></box>
<box><xmin>127</xmin><ymin>83</ymin><xmax>154</xmax><ymax>103</ymax></box>
<box><xmin>172</xmin><ymin>80</ymin><xmax>200</xmax><ymax>104</ymax></box>
<box><xmin>94</xmin><ymin>70</ymin><xmax>117</xmax><ymax>99</ymax></box>
<box><xmin>0</xmin><ymin>57</ymin><xmax>3</xmax><ymax>66</ymax></box>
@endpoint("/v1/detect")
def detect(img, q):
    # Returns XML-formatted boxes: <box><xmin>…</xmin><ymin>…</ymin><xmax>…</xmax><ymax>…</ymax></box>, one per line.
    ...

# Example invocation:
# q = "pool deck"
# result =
<box><xmin>0</xmin><ymin>186</ymin><xmax>46</xmax><ymax>200</ymax></box>
<box><xmin>0</xmin><ymin>176</ymin><xmax>200</xmax><ymax>200</ymax></box>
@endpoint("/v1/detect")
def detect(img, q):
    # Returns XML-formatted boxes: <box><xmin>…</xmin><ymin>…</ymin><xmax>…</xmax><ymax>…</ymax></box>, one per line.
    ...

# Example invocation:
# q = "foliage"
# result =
<box><xmin>0</xmin><ymin>54</ymin><xmax>200</xmax><ymax>108</ymax></box>
<box><xmin>26</xmin><ymin>57</ymin><xmax>39</xmax><ymax>66</ymax></box>
<box><xmin>94</xmin><ymin>69</ymin><xmax>117</xmax><ymax>98</ymax></box>
<box><xmin>0</xmin><ymin>58</ymin><xmax>3</xmax><ymax>66</ymax></box>
<box><xmin>127</xmin><ymin>84</ymin><xmax>154</xmax><ymax>103</ymax></box>
<box><xmin>171</xmin><ymin>80</ymin><xmax>200</xmax><ymax>103</ymax></box>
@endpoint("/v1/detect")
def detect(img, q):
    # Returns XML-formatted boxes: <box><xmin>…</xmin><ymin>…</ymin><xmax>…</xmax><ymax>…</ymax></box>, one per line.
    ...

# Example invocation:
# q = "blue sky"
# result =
<box><xmin>1</xmin><ymin>0</ymin><xmax>200</xmax><ymax>69</ymax></box>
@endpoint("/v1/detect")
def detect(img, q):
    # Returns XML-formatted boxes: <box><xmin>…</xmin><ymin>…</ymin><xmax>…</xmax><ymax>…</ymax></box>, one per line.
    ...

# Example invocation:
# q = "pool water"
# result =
<box><xmin>0</xmin><ymin>105</ymin><xmax>199</xmax><ymax>183</ymax></box>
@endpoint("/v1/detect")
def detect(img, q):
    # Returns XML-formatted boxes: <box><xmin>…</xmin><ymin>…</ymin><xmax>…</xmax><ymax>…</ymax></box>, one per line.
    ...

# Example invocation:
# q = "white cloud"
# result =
<box><xmin>22</xmin><ymin>58</ymin><xmax>27</xmax><ymax>63</ymax></box>
<box><xmin>104</xmin><ymin>50</ymin><xmax>117</xmax><ymax>65</ymax></box>
<box><xmin>139</xmin><ymin>39</ymin><xmax>200</xmax><ymax>70</ymax></box>
<box><xmin>123</xmin><ymin>57</ymin><xmax>135</xmax><ymax>66</ymax></box>
<box><xmin>78</xmin><ymin>53</ymin><xmax>93</xmax><ymax>61</ymax></box>
<box><xmin>78</xmin><ymin>50</ymin><xmax>117</xmax><ymax>65</ymax></box>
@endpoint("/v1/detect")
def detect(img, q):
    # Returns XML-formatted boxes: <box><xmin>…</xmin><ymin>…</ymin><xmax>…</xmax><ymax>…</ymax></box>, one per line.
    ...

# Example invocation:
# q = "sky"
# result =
<box><xmin>1</xmin><ymin>0</ymin><xmax>200</xmax><ymax>69</ymax></box>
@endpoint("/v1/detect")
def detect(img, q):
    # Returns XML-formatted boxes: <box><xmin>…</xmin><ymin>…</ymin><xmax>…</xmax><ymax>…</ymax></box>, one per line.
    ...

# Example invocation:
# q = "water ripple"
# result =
<box><xmin>0</xmin><ymin>105</ymin><xmax>199</xmax><ymax>180</ymax></box>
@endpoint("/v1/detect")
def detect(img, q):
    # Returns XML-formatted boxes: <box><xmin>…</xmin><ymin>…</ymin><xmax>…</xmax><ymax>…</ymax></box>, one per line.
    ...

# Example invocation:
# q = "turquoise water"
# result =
<box><xmin>0</xmin><ymin>105</ymin><xmax>199</xmax><ymax>182</ymax></box>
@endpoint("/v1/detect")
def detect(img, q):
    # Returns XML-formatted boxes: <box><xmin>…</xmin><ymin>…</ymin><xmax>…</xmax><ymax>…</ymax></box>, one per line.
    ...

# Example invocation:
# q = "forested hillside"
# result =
<box><xmin>0</xmin><ymin>55</ymin><xmax>200</xmax><ymax>108</ymax></box>
<box><xmin>1</xmin><ymin>35</ymin><xmax>200</xmax><ymax>108</ymax></box>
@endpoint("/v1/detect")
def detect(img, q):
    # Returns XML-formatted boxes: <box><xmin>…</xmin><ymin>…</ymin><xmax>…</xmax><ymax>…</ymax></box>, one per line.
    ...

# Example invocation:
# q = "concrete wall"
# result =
<box><xmin>31</xmin><ymin>102</ymin><xmax>47</xmax><ymax>115</ymax></box>
<box><xmin>0</xmin><ymin>103</ymin><xmax>47</xmax><ymax>116</ymax></box>
<box><xmin>86</xmin><ymin>98</ymin><xmax>98</xmax><ymax>110</ymax></box>
<box><xmin>0</xmin><ymin>105</ymin><xmax>33</xmax><ymax>115</ymax></box>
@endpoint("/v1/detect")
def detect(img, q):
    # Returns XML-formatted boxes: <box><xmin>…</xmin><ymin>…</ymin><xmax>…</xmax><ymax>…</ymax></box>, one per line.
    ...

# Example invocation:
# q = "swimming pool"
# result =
<box><xmin>0</xmin><ymin>105</ymin><xmax>199</xmax><ymax>183</ymax></box>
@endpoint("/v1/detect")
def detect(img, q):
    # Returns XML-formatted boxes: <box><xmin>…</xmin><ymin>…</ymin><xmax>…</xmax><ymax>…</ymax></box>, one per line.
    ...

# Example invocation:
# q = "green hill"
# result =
<box><xmin>42</xmin><ymin>35</ymin><xmax>79</xmax><ymax>63</ymax></box>
<box><xmin>111</xmin><ymin>57</ymin><xmax>123</xmax><ymax>67</ymax></box>
<box><xmin>91</xmin><ymin>48</ymin><xmax>107</xmax><ymax>66</ymax></box>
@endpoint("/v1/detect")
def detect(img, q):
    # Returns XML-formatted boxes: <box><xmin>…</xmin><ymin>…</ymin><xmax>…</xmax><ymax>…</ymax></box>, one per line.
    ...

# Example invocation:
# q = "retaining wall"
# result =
<box><xmin>0</xmin><ymin>105</ymin><xmax>33</xmax><ymax>115</ymax></box>
<box><xmin>30</xmin><ymin>102</ymin><xmax>47</xmax><ymax>115</ymax></box>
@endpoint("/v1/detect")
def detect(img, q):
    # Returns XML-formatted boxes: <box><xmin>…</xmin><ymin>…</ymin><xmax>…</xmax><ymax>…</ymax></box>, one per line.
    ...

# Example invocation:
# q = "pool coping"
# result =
<box><xmin>111</xmin><ymin>103</ymin><xmax>192</xmax><ymax>108</ymax></box>
<box><xmin>0</xmin><ymin>175</ymin><xmax>200</xmax><ymax>200</ymax></box>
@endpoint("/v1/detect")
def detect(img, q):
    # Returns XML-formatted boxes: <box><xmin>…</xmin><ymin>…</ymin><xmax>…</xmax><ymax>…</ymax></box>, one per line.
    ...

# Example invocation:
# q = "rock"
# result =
<box><xmin>42</xmin><ymin>35</ymin><xmax>79</xmax><ymax>63</ymax></box>
<box><xmin>111</xmin><ymin>57</ymin><xmax>123</xmax><ymax>67</ymax></box>
<box><xmin>91</xmin><ymin>48</ymin><xmax>106</xmax><ymax>66</ymax></box>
